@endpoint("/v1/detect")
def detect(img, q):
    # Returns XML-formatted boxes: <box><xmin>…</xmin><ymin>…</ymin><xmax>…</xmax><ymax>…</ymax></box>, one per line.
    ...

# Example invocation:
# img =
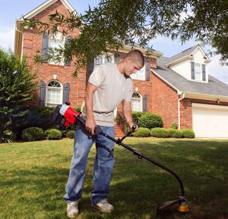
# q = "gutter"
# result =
<box><xmin>178</xmin><ymin>92</ymin><xmax>185</xmax><ymax>130</ymax></box>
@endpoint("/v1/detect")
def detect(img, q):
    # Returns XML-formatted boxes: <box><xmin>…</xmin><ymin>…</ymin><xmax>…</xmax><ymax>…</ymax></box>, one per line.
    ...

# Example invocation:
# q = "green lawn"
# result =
<box><xmin>0</xmin><ymin>138</ymin><xmax>228</xmax><ymax>219</ymax></box>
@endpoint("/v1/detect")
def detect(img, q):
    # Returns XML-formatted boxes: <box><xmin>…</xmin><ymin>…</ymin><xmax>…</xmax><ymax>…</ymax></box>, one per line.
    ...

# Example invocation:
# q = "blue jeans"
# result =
<box><xmin>63</xmin><ymin>124</ymin><xmax>115</xmax><ymax>204</ymax></box>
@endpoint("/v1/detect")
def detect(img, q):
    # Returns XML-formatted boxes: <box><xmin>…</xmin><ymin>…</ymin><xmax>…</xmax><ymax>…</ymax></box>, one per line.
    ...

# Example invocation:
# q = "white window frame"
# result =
<box><xmin>94</xmin><ymin>53</ymin><xmax>115</xmax><ymax>66</ymax></box>
<box><xmin>48</xmin><ymin>32</ymin><xmax>65</xmax><ymax>65</ymax></box>
<box><xmin>131</xmin><ymin>92</ymin><xmax>143</xmax><ymax>112</ymax></box>
<box><xmin>130</xmin><ymin>65</ymin><xmax>145</xmax><ymax>80</ymax></box>
<box><xmin>194</xmin><ymin>63</ymin><xmax>202</xmax><ymax>81</ymax></box>
<box><xmin>46</xmin><ymin>80</ymin><xmax>63</xmax><ymax>107</ymax></box>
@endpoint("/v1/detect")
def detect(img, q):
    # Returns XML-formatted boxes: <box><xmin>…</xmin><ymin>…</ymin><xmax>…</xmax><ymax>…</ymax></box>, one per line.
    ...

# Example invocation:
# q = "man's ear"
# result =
<box><xmin>125</xmin><ymin>57</ymin><xmax>131</xmax><ymax>63</ymax></box>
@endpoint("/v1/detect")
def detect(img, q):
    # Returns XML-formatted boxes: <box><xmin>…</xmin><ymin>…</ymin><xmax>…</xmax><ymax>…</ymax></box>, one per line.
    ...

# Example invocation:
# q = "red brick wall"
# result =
<box><xmin>151</xmin><ymin>73</ymin><xmax>179</xmax><ymax>128</ymax></box>
<box><xmin>180</xmin><ymin>99</ymin><xmax>192</xmax><ymax>129</ymax></box>
<box><xmin>22</xmin><ymin>1</ymin><xmax>85</xmax><ymax>108</ymax></box>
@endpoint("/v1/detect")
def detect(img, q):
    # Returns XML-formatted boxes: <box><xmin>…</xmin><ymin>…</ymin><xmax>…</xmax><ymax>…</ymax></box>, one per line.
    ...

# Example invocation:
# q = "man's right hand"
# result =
<box><xmin>85</xmin><ymin>119</ymin><xmax>97</xmax><ymax>135</ymax></box>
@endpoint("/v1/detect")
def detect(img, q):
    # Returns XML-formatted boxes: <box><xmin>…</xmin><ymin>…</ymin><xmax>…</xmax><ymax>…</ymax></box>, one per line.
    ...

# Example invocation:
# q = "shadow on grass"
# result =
<box><xmin>1</xmin><ymin>139</ymin><xmax>227</xmax><ymax>219</ymax></box>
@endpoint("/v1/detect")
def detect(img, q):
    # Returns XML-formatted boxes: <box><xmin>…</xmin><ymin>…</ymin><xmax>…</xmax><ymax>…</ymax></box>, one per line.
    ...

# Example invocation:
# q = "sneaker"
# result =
<box><xmin>67</xmin><ymin>201</ymin><xmax>79</xmax><ymax>218</ymax></box>
<box><xmin>93</xmin><ymin>199</ymin><xmax>114</xmax><ymax>213</ymax></box>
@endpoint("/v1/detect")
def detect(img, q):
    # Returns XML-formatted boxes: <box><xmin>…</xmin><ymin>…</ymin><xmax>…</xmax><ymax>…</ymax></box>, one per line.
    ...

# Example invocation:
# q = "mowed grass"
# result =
<box><xmin>0</xmin><ymin>138</ymin><xmax>228</xmax><ymax>219</ymax></box>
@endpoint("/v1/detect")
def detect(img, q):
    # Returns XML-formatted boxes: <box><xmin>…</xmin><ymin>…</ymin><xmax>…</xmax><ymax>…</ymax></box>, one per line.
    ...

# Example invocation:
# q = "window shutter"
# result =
<box><xmin>89</xmin><ymin>60</ymin><xmax>94</xmax><ymax>75</ymax></box>
<box><xmin>42</xmin><ymin>32</ymin><xmax>49</xmax><ymax>61</ymax></box>
<box><xmin>191</xmin><ymin>62</ymin><xmax>195</xmax><ymax>80</ymax></box>
<box><xmin>64</xmin><ymin>35</ymin><xmax>72</xmax><ymax>66</ymax></box>
<box><xmin>39</xmin><ymin>80</ymin><xmax>46</xmax><ymax>106</ymax></box>
<box><xmin>63</xmin><ymin>83</ymin><xmax>70</xmax><ymax>104</ymax></box>
<box><xmin>114</xmin><ymin>54</ymin><xmax>119</xmax><ymax>63</ymax></box>
<box><xmin>145</xmin><ymin>62</ymin><xmax>150</xmax><ymax>81</ymax></box>
<box><xmin>202</xmin><ymin>64</ymin><xmax>206</xmax><ymax>81</ymax></box>
<box><xmin>143</xmin><ymin>94</ymin><xmax>148</xmax><ymax>112</ymax></box>
<box><xmin>94</xmin><ymin>56</ymin><xmax>103</xmax><ymax>67</ymax></box>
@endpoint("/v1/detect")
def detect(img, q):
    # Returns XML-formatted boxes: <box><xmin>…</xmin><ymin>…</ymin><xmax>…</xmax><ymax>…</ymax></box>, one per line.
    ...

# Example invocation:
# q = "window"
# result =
<box><xmin>48</xmin><ymin>32</ymin><xmax>65</xmax><ymax>65</ymax></box>
<box><xmin>191</xmin><ymin>62</ymin><xmax>206</xmax><ymax>82</ymax></box>
<box><xmin>130</xmin><ymin>65</ymin><xmax>145</xmax><ymax>80</ymax></box>
<box><xmin>131</xmin><ymin>93</ymin><xmax>142</xmax><ymax>112</ymax></box>
<box><xmin>195</xmin><ymin>63</ymin><xmax>201</xmax><ymax>81</ymax></box>
<box><xmin>94</xmin><ymin>53</ymin><xmax>114</xmax><ymax>67</ymax></box>
<box><xmin>46</xmin><ymin>81</ymin><xmax>63</xmax><ymax>107</ymax></box>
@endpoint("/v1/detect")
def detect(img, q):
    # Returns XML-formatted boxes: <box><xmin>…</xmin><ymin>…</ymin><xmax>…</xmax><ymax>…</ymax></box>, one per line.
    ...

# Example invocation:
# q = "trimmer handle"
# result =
<box><xmin>131</xmin><ymin>124</ymin><xmax>137</xmax><ymax>132</ymax></box>
<box><xmin>116</xmin><ymin>124</ymin><xmax>137</xmax><ymax>144</ymax></box>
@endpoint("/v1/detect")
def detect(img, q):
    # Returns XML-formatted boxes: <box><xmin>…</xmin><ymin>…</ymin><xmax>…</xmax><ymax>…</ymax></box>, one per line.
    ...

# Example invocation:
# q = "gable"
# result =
<box><xmin>22</xmin><ymin>0</ymin><xmax>76</xmax><ymax>20</ymax></box>
<box><xmin>191</xmin><ymin>47</ymin><xmax>209</xmax><ymax>64</ymax></box>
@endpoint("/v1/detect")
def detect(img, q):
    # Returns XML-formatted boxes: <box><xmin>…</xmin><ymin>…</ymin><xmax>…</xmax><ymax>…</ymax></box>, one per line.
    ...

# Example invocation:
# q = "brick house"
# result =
<box><xmin>15</xmin><ymin>0</ymin><xmax>228</xmax><ymax>138</ymax></box>
<box><xmin>151</xmin><ymin>45</ymin><xmax>228</xmax><ymax>138</ymax></box>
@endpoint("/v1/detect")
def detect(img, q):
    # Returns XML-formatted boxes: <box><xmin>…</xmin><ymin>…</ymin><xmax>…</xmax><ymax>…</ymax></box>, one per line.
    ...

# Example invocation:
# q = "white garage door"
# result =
<box><xmin>192</xmin><ymin>103</ymin><xmax>228</xmax><ymax>138</ymax></box>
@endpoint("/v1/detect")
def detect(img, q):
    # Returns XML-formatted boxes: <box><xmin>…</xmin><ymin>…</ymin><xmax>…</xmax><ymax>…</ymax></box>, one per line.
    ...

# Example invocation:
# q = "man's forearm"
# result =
<box><xmin>85</xmin><ymin>83</ymin><xmax>98</xmax><ymax>134</ymax></box>
<box><xmin>123</xmin><ymin>101</ymin><xmax>134</xmax><ymax>127</ymax></box>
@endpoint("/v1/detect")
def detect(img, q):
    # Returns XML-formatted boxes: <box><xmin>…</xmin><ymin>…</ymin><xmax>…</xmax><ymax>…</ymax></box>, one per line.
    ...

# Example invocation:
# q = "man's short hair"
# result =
<box><xmin>126</xmin><ymin>49</ymin><xmax>145</xmax><ymax>67</ymax></box>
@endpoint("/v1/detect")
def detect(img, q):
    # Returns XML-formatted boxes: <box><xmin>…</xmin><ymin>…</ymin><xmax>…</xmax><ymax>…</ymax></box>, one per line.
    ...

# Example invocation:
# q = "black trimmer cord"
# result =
<box><xmin>97</xmin><ymin>127</ymin><xmax>185</xmax><ymax>198</ymax></box>
<box><xmin>76</xmin><ymin>117</ymin><xmax>189</xmax><ymax>213</ymax></box>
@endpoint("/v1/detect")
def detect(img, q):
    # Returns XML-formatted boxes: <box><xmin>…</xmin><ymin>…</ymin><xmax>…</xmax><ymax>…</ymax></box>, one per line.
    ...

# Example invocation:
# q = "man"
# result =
<box><xmin>64</xmin><ymin>49</ymin><xmax>144</xmax><ymax>218</ymax></box>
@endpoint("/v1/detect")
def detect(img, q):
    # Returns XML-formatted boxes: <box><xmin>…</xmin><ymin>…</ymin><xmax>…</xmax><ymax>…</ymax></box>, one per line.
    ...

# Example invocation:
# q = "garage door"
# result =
<box><xmin>192</xmin><ymin>103</ymin><xmax>228</xmax><ymax>138</ymax></box>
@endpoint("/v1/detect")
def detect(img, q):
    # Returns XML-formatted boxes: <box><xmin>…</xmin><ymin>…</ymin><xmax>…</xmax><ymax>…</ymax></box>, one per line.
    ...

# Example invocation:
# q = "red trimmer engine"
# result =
<box><xmin>51</xmin><ymin>103</ymin><xmax>83</xmax><ymax>128</ymax></box>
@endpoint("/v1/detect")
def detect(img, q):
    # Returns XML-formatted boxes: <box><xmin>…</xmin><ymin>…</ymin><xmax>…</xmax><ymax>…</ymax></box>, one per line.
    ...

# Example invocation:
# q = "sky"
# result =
<box><xmin>0</xmin><ymin>0</ymin><xmax>227</xmax><ymax>84</ymax></box>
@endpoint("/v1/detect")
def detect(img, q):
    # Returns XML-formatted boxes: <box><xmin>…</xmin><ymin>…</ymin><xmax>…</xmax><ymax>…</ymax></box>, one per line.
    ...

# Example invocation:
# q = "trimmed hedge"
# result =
<box><xmin>151</xmin><ymin>128</ymin><xmax>170</xmax><ymax>138</ymax></box>
<box><xmin>66</xmin><ymin>130</ymin><xmax>75</xmax><ymax>139</ymax></box>
<box><xmin>182</xmin><ymin>129</ymin><xmax>195</xmax><ymax>138</ymax></box>
<box><xmin>167</xmin><ymin>128</ymin><xmax>176</xmax><ymax>137</ymax></box>
<box><xmin>138</xmin><ymin>113</ymin><xmax>163</xmax><ymax>129</ymax></box>
<box><xmin>151</xmin><ymin>128</ymin><xmax>195</xmax><ymax>138</ymax></box>
<box><xmin>22</xmin><ymin>127</ymin><xmax>45</xmax><ymax>141</ymax></box>
<box><xmin>132</xmin><ymin>127</ymin><xmax>151</xmax><ymax>137</ymax></box>
<box><xmin>172</xmin><ymin>130</ymin><xmax>183</xmax><ymax>138</ymax></box>
<box><xmin>45</xmin><ymin>129</ymin><xmax>62</xmax><ymax>140</ymax></box>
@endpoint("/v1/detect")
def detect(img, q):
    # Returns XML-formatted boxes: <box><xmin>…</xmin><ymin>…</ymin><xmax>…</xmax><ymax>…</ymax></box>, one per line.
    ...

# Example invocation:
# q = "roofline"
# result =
<box><xmin>20</xmin><ymin>0</ymin><xmax>76</xmax><ymax>20</ymax></box>
<box><xmin>165</xmin><ymin>56</ymin><xmax>193</xmax><ymax>67</ymax></box>
<box><xmin>195</xmin><ymin>45</ymin><xmax>210</xmax><ymax>61</ymax></box>
<box><xmin>184</xmin><ymin>92</ymin><xmax>228</xmax><ymax>102</ymax></box>
<box><xmin>151</xmin><ymin>69</ymin><xmax>182</xmax><ymax>94</ymax></box>
<box><xmin>117</xmin><ymin>45</ymin><xmax>163</xmax><ymax>58</ymax></box>
<box><xmin>151</xmin><ymin>70</ymin><xmax>228</xmax><ymax>101</ymax></box>
<box><xmin>166</xmin><ymin>45</ymin><xmax>211</xmax><ymax>67</ymax></box>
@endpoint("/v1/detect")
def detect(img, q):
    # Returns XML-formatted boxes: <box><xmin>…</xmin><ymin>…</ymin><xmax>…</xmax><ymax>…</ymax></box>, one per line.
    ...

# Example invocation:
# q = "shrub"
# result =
<box><xmin>138</xmin><ymin>113</ymin><xmax>163</xmax><ymax>129</ymax></box>
<box><xmin>132</xmin><ymin>127</ymin><xmax>151</xmax><ymax>137</ymax></box>
<box><xmin>167</xmin><ymin>128</ymin><xmax>177</xmax><ymax>137</ymax></box>
<box><xmin>73</xmin><ymin>107</ymin><xmax>81</xmax><ymax>113</ymax></box>
<box><xmin>22</xmin><ymin>127</ymin><xmax>45</xmax><ymax>141</ymax></box>
<box><xmin>132</xmin><ymin>112</ymin><xmax>143</xmax><ymax>125</ymax></box>
<box><xmin>182</xmin><ymin>129</ymin><xmax>195</xmax><ymax>138</ymax></box>
<box><xmin>12</xmin><ymin>105</ymin><xmax>55</xmax><ymax>140</ymax></box>
<box><xmin>172</xmin><ymin>130</ymin><xmax>183</xmax><ymax>138</ymax></box>
<box><xmin>45</xmin><ymin>129</ymin><xmax>62</xmax><ymax>140</ymax></box>
<box><xmin>151</xmin><ymin>128</ymin><xmax>170</xmax><ymax>138</ymax></box>
<box><xmin>0</xmin><ymin>49</ymin><xmax>37</xmax><ymax>142</ymax></box>
<box><xmin>125</xmin><ymin>126</ymin><xmax>131</xmax><ymax>134</ymax></box>
<box><xmin>171</xmin><ymin>122</ymin><xmax>178</xmax><ymax>129</ymax></box>
<box><xmin>66</xmin><ymin>130</ymin><xmax>75</xmax><ymax>139</ymax></box>
<box><xmin>115</xmin><ymin>112</ymin><xmax>127</xmax><ymax>125</ymax></box>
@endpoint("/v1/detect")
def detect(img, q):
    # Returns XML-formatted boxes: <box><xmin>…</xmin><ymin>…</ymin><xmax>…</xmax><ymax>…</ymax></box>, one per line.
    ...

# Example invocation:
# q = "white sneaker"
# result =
<box><xmin>94</xmin><ymin>199</ymin><xmax>114</xmax><ymax>213</ymax></box>
<box><xmin>67</xmin><ymin>201</ymin><xmax>79</xmax><ymax>218</ymax></box>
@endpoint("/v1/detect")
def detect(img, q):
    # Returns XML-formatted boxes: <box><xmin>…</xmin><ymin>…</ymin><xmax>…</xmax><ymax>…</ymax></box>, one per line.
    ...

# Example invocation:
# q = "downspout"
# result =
<box><xmin>178</xmin><ymin>92</ymin><xmax>185</xmax><ymax>130</ymax></box>
<box><xmin>15</xmin><ymin>20</ymin><xmax>24</xmax><ymax>60</ymax></box>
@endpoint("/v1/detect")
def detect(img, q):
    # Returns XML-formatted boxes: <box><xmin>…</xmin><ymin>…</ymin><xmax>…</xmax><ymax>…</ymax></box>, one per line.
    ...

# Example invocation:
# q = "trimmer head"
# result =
<box><xmin>156</xmin><ymin>197</ymin><xmax>189</xmax><ymax>214</ymax></box>
<box><xmin>177</xmin><ymin>201</ymin><xmax>189</xmax><ymax>213</ymax></box>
